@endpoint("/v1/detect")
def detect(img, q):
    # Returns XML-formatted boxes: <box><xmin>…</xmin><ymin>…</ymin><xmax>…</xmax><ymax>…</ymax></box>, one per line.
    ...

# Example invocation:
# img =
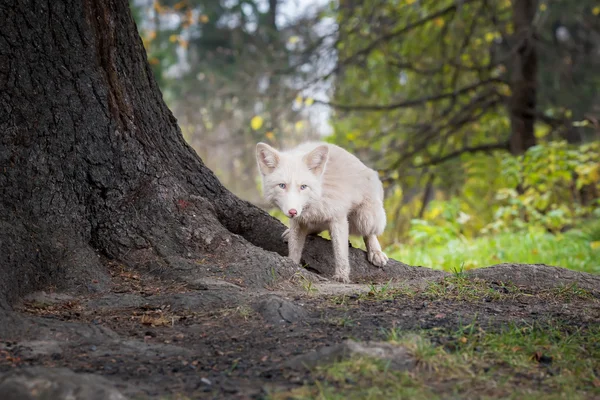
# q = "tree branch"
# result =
<box><xmin>337</xmin><ymin>0</ymin><xmax>481</xmax><ymax>69</ymax></box>
<box><xmin>314</xmin><ymin>78</ymin><xmax>504</xmax><ymax>111</ymax></box>
<box><xmin>415</xmin><ymin>141</ymin><xmax>510</xmax><ymax>168</ymax></box>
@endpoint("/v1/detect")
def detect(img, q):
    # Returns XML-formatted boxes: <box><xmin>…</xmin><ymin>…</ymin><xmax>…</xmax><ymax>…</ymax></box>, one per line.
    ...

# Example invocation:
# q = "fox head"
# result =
<box><xmin>256</xmin><ymin>142</ymin><xmax>329</xmax><ymax>218</ymax></box>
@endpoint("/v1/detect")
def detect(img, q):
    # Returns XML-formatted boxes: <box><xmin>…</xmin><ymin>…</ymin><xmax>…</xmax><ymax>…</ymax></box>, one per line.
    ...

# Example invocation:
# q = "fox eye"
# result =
<box><xmin>278</xmin><ymin>183</ymin><xmax>286</xmax><ymax>189</ymax></box>
<box><xmin>300</xmin><ymin>184</ymin><xmax>308</xmax><ymax>190</ymax></box>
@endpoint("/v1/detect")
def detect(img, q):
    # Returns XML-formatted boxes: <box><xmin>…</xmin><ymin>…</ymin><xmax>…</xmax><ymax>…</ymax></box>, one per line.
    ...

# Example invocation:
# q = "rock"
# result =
<box><xmin>0</xmin><ymin>367</ymin><xmax>126</xmax><ymax>400</ymax></box>
<box><xmin>285</xmin><ymin>340</ymin><xmax>415</xmax><ymax>371</ymax></box>
<box><xmin>255</xmin><ymin>296</ymin><xmax>307</xmax><ymax>324</ymax></box>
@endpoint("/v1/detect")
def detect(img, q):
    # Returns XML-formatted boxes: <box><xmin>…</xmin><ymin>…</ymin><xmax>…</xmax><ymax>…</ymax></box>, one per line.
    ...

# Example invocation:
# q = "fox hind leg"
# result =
<box><xmin>350</xmin><ymin>202</ymin><xmax>388</xmax><ymax>268</ymax></box>
<box><xmin>364</xmin><ymin>234</ymin><xmax>388</xmax><ymax>267</ymax></box>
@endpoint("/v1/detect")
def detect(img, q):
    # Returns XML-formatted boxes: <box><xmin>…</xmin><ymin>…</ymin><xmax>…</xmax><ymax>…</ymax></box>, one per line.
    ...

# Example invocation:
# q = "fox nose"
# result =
<box><xmin>288</xmin><ymin>209</ymin><xmax>297</xmax><ymax>217</ymax></box>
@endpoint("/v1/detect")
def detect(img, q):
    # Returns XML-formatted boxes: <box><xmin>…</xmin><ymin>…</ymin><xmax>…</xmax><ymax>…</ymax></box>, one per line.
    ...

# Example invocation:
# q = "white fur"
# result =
<box><xmin>256</xmin><ymin>141</ymin><xmax>388</xmax><ymax>283</ymax></box>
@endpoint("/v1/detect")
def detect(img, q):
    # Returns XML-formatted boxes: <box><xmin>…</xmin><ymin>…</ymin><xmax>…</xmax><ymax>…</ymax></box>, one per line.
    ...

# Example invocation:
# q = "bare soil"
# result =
<box><xmin>0</xmin><ymin>262</ymin><xmax>599</xmax><ymax>399</ymax></box>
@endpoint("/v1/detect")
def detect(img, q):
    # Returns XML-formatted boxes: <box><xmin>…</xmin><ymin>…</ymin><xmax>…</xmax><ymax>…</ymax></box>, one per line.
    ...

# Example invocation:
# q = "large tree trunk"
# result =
<box><xmin>509</xmin><ymin>0</ymin><xmax>538</xmax><ymax>155</ymax></box>
<box><xmin>0</xmin><ymin>0</ymin><xmax>437</xmax><ymax>308</ymax></box>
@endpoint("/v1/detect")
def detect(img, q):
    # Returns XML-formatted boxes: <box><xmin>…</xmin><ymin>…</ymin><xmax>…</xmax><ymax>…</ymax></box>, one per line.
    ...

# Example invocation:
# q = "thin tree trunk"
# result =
<box><xmin>268</xmin><ymin>0</ymin><xmax>278</xmax><ymax>31</ymax></box>
<box><xmin>509</xmin><ymin>0</ymin><xmax>538</xmax><ymax>155</ymax></box>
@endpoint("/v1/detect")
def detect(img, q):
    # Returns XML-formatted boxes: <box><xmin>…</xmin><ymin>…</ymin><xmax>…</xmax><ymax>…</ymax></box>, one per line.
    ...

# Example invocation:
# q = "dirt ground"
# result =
<box><xmin>0</xmin><ymin>262</ymin><xmax>599</xmax><ymax>399</ymax></box>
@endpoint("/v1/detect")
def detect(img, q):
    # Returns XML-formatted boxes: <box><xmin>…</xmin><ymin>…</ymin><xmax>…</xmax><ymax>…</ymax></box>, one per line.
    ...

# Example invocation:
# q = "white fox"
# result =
<box><xmin>256</xmin><ymin>141</ymin><xmax>388</xmax><ymax>283</ymax></box>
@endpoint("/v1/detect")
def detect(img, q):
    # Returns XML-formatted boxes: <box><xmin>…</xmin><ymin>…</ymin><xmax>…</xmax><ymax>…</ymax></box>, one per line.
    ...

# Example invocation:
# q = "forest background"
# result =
<box><xmin>131</xmin><ymin>0</ymin><xmax>600</xmax><ymax>274</ymax></box>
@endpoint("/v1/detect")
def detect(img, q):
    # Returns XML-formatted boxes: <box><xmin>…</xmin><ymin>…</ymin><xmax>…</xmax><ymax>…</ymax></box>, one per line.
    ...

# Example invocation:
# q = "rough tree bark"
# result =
<box><xmin>0</xmin><ymin>0</ymin><xmax>439</xmax><ymax>308</ymax></box>
<box><xmin>509</xmin><ymin>0</ymin><xmax>538</xmax><ymax>155</ymax></box>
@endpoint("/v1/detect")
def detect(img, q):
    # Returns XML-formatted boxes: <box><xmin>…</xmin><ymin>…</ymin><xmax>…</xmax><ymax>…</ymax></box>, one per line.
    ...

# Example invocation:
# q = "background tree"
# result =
<box><xmin>324</xmin><ymin>0</ymin><xmax>600</xmax><ymax>240</ymax></box>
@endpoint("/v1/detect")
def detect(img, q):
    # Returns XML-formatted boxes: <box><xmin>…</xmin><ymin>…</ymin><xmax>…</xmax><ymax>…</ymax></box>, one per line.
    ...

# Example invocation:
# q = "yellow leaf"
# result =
<box><xmin>594</xmin><ymin>7</ymin><xmax>600</xmax><ymax>16</ymax></box>
<box><xmin>434</xmin><ymin>18</ymin><xmax>445</xmax><ymax>27</ymax></box>
<box><xmin>174</xmin><ymin>1</ymin><xmax>186</xmax><ymax>10</ymax></box>
<box><xmin>154</xmin><ymin>1</ymin><xmax>171</xmax><ymax>14</ymax></box>
<box><xmin>591</xmin><ymin>241</ymin><xmax>600</xmax><ymax>250</ymax></box>
<box><xmin>485</xmin><ymin>32</ymin><xmax>495</xmax><ymax>43</ymax></box>
<box><xmin>169</xmin><ymin>34</ymin><xmax>178</xmax><ymax>43</ymax></box>
<box><xmin>295</xmin><ymin>121</ymin><xmax>304</xmax><ymax>131</ymax></box>
<box><xmin>500</xmin><ymin>84</ymin><xmax>512</xmax><ymax>97</ymax></box>
<box><xmin>147</xmin><ymin>31</ymin><xmax>157</xmax><ymax>41</ymax></box>
<box><xmin>179</xmin><ymin>39</ymin><xmax>189</xmax><ymax>49</ymax></box>
<box><xmin>406</xmin><ymin>0</ymin><xmax>416</xmax><ymax>4</ymax></box>
<box><xmin>304</xmin><ymin>97</ymin><xmax>314</xmax><ymax>106</ymax></box>
<box><xmin>572</xmin><ymin>120</ymin><xmax>590</xmax><ymax>127</ymax></box>
<box><xmin>251</xmin><ymin>116</ymin><xmax>264</xmax><ymax>131</ymax></box>
<box><xmin>428</xmin><ymin>207</ymin><xmax>442</xmax><ymax>219</ymax></box>
<box><xmin>295</xmin><ymin>95</ymin><xmax>303</xmax><ymax>106</ymax></box>
<box><xmin>565</xmin><ymin>109</ymin><xmax>572</xmax><ymax>119</ymax></box>
<box><xmin>265</xmin><ymin>131</ymin><xmax>275</xmax><ymax>140</ymax></box>
<box><xmin>199</xmin><ymin>14</ymin><xmax>209</xmax><ymax>23</ymax></box>
<box><xmin>539</xmin><ymin>3</ymin><xmax>547</xmax><ymax>11</ymax></box>
<box><xmin>183</xmin><ymin>10</ymin><xmax>194</xmax><ymax>27</ymax></box>
<box><xmin>149</xmin><ymin>57</ymin><xmax>160</xmax><ymax>65</ymax></box>
<box><xmin>288</xmin><ymin>36</ymin><xmax>300</xmax><ymax>44</ymax></box>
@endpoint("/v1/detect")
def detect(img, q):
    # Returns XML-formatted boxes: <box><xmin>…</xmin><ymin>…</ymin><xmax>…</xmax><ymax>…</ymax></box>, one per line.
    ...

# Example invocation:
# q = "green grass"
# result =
<box><xmin>388</xmin><ymin>229</ymin><xmax>600</xmax><ymax>274</ymax></box>
<box><xmin>270</xmin><ymin>322</ymin><xmax>600</xmax><ymax>400</ymax></box>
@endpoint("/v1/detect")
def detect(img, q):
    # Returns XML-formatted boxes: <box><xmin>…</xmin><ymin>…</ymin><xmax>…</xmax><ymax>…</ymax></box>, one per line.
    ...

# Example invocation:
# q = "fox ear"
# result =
<box><xmin>303</xmin><ymin>145</ymin><xmax>329</xmax><ymax>176</ymax></box>
<box><xmin>256</xmin><ymin>142</ymin><xmax>280</xmax><ymax>175</ymax></box>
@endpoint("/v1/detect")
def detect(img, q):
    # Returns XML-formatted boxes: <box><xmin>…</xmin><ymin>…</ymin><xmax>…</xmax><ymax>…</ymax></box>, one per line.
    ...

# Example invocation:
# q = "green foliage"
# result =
<box><xmin>388</xmin><ymin>225</ymin><xmax>600</xmax><ymax>274</ymax></box>
<box><xmin>383</xmin><ymin>140</ymin><xmax>599</xmax><ymax>274</ymax></box>
<box><xmin>488</xmin><ymin>141</ymin><xmax>600</xmax><ymax>233</ymax></box>
<box><xmin>407</xmin><ymin>199</ymin><xmax>467</xmax><ymax>246</ymax></box>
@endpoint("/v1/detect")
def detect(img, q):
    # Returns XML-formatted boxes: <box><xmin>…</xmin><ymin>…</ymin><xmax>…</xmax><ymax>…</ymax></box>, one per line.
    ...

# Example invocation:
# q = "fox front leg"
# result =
<box><xmin>329</xmin><ymin>218</ymin><xmax>351</xmax><ymax>283</ymax></box>
<box><xmin>281</xmin><ymin>228</ymin><xmax>290</xmax><ymax>243</ymax></box>
<box><xmin>287</xmin><ymin>220</ymin><xmax>308</xmax><ymax>264</ymax></box>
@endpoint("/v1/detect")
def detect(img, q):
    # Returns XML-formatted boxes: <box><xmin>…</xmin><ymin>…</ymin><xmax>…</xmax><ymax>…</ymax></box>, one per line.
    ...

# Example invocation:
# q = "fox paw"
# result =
<box><xmin>368</xmin><ymin>250</ymin><xmax>388</xmax><ymax>268</ymax></box>
<box><xmin>282</xmin><ymin>228</ymin><xmax>290</xmax><ymax>242</ymax></box>
<box><xmin>332</xmin><ymin>273</ymin><xmax>351</xmax><ymax>283</ymax></box>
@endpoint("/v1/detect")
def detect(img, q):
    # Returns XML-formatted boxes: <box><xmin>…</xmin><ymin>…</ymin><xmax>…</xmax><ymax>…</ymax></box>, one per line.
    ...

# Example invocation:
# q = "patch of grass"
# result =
<box><xmin>332</xmin><ymin>275</ymin><xmax>595</xmax><ymax>306</ymax></box>
<box><xmin>388</xmin><ymin>229</ymin><xmax>600</xmax><ymax>274</ymax></box>
<box><xmin>365</xmin><ymin>279</ymin><xmax>394</xmax><ymax>298</ymax></box>
<box><xmin>423</xmin><ymin>276</ymin><xmax>520</xmax><ymax>302</ymax></box>
<box><xmin>553</xmin><ymin>282</ymin><xmax>594</xmax><ymax>302</ymax></box>
<box><xmin>300</xmin><ymin>275</ymin><xmax>318</xmax><ymax>295</ymax></box>
<box><xmin>269</xmin><ymin>356</ymin><xmax>437</xmax><ymax>400</ymax></box>
<box><xmin>271</xmin><ymin>322</ymin><xmax>600</xmax><ymax>399</ymax></box>
<box><xmin>327</xmin><ymin>314</ymin><xmax>355</xmax><ymax>327</ymax></box>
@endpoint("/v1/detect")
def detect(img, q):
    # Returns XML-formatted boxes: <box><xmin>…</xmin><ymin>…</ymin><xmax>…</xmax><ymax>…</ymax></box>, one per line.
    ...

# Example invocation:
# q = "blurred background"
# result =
<box><xmin>130</xmin><ymin>0</ymin><xmax>599</xmax><ymax>274</ymax></box>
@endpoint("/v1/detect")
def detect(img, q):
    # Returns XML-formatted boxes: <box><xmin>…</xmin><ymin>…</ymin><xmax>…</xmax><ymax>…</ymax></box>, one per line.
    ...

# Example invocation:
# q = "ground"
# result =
<box><xmin>0</xmin><ymin>262</ymin><xmax>599</xmax><ymax>399</ymax></box>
